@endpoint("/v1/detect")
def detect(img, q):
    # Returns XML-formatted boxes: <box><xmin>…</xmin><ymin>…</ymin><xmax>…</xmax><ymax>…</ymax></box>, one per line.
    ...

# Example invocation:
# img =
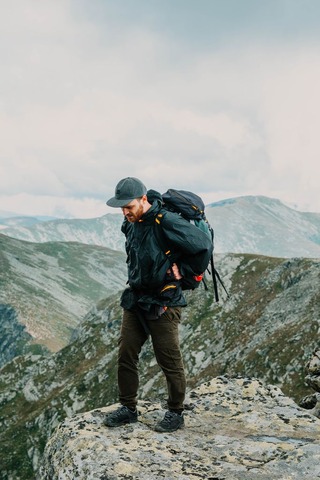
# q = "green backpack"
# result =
<box><xmin>155</xmin><ymin>189</ymin><xmax>229</xmax><ymax>302</ymax></box>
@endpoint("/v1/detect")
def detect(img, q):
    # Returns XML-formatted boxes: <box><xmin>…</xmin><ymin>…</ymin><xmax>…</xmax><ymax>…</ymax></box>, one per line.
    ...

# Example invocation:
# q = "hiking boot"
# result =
<box><xmin>155</xmin><ymin>410</ymin><xmax>184</xmax><ymax>432</ymax></box>
<box><xmin>104</xmin><ymin>405</ymin><xmax>138</xmax><ymax>427</ymax></box>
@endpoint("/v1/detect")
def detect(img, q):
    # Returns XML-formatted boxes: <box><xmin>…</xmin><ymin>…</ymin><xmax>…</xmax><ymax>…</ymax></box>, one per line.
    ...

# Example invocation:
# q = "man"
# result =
<box><xmin>104</xmin><ymin>177</ymin><xmax>213</xmax><ymax>432</ymax></box>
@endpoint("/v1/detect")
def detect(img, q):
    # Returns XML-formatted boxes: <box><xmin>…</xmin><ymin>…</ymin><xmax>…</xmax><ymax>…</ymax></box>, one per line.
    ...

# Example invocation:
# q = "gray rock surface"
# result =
<box><xmin>40</xmin><ymin>377</ymin><xmax>320</xmax><ymax>480</ymax></box>
<box><xmin>300</xmin><ymin>350</ymin><xmax>320</xmax><ymax>418</ymax></box>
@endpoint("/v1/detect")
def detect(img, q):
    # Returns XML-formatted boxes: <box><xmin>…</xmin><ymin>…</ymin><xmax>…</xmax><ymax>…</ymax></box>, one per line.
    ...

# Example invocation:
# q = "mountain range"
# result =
<box><xmin>1</xmin><ymin>194</ymin><xmax>320</xmax><ymax>479</ymax></box>
<box><xmin>1</xmin><ymin>253</ymin><xmax>319</xmax><ymax>479</ymax></box>
<box><xmin>2</xmin><ymin>195</ymin><xmax>320</xmax><ymax>258</ymax></box>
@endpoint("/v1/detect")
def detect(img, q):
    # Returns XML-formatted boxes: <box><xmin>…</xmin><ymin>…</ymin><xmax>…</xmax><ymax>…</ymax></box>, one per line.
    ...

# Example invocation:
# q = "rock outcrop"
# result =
<box><xmin>40</xmin><ymin>376</ymin><xmax>320</xmax><ymax>480</ymax></box>
<box><xmin>0</xmin><ymin>304</ymin><xmax>35</xmax><ymax>368</ymax></box>
<box><xmin>300</xmin><ymin>350</ymin><xmax>320</xmax><ymax>418</ymax></box>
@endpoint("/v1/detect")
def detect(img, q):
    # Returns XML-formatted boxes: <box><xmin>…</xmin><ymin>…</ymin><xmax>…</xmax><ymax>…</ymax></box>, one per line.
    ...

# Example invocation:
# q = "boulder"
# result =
<box><xmin>299</xmin><ymin>349</ymin><xmax>320</xmax><ymax>418</ymax></box>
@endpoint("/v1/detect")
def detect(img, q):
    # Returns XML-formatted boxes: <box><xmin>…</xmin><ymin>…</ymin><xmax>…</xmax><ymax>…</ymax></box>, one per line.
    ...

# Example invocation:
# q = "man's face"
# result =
<box><xmin>121</xmin><ymin>197</ymin><xmax>144</xmax><ymax>223</ymax></box>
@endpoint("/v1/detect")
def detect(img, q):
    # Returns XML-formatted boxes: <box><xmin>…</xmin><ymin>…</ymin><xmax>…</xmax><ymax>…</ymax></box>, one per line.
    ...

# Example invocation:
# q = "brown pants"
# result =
<box><xmin>118</xmin><ymin>307</ymin><xmax>186</xmax><ymax>412</ymax></box>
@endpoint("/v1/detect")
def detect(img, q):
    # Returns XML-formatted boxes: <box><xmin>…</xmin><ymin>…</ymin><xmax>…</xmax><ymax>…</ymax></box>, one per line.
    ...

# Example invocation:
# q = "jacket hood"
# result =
<box><xmin>141</xmin><ymin>194</ymin><xmax>163</xmax><ymax>223</ymax></box>
<box><xmin>146</xmin><ymin>189</ymin><xmax>163</xmax><ymax>205</ymax></box>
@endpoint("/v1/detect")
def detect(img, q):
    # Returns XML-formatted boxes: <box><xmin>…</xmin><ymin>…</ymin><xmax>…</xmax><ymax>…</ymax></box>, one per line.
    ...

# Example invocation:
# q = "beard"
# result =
<box><xmin>125</xmin><ymin>202</ymin><xmax>144</xmax><ymax>223</ymax></box>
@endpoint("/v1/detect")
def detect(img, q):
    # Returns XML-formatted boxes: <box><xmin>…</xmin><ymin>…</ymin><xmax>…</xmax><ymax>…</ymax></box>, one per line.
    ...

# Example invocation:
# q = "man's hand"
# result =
<box><xmin>170</xmin><ymin>263</ymin><xmax>182</xmax><ymax>280</ymax></box>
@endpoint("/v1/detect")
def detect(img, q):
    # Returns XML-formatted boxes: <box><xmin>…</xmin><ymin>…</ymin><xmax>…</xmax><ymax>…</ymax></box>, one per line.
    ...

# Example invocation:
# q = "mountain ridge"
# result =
<box><xmin>2</xmin><ymin>195</ymin><xmax>320</xmax><ymax>258</ymax></box>
<box><xmin>205</xmin><ymin>195</ymin><xmax>320</xmax><ymax>258</ymax></box>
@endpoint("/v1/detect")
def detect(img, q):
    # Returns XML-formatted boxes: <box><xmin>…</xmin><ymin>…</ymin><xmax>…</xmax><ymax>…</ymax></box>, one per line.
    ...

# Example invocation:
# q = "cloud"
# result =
<box><xmin>1</xmin><ymin>1</ymin><xmax>320</xmax><ymax>217</ymax></box>
<box><xmin>0</xmin><ymin>193</ymin><xmax>108</xmax><ymax>219</ymax></box>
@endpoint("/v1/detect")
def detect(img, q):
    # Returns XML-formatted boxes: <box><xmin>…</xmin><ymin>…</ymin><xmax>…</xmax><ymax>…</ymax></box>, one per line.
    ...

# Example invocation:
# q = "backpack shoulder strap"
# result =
<box><xmin>154</xmin><ymin>211</ymin><xmax>173</xmax><ymax>259</ymax></box>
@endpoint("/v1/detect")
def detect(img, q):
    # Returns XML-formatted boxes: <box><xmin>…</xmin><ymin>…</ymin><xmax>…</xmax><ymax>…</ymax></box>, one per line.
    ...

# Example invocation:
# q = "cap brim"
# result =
<box><xmin>106</xmin><ymin>197</ymin><xmax>135</xmax><ymax>208</ymax></box>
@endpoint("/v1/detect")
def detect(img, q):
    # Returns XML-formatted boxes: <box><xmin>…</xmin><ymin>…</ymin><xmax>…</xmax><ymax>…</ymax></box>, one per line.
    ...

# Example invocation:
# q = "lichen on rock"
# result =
<box><xmin>40</xmin><ymin>376</ymin><xmax>320</xmax><ymax>480</ymax></box>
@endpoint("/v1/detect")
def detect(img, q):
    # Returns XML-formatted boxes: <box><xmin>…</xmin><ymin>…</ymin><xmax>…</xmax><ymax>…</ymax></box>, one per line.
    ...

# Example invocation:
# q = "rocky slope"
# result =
<box><xmin>206</xmin><ymin>195</ymin><xmax>320</xmax><ymax>258</ymax></box>
<box><xmin>0</xmin><ymin>305</ymin><xmax>43</xmax><ymax>367</ymax></box>
<box><xmin>0</xmin><ymin>234</ymin><xmax>126</xmax><ymax>352</ymax></box>
<box><xmin>0</xmin><ymin>253</ymin><xmax>319</xmax><ymax>479</ymax></box>
<box><xmin>3</xmin><ymin>195</ymin><xmax>320</xmax><ymax>258</ymax></box>
<box><xmin>40</xmin><ymin>377</ymin><xmax>320</xmax><ymax>480</ymax></box>
<box><xmin>299</xmin><ymin>349</ymin><xmax>320</xmax><ymax>416</ymax></box>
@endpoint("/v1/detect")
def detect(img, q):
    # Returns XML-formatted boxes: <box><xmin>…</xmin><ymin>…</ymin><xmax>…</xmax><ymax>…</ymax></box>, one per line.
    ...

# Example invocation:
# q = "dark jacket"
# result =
<box><xmin>120</xmin><ymin>190</ymin><xmax>213</xmax><ymax>312</ymax></box>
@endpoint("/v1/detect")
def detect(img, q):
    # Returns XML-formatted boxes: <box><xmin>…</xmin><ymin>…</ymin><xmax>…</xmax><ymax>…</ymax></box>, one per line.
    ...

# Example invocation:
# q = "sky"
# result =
<box><xmin>1</xmin><ymin>0</ymin><xmax>320</xmax><ymax>219</ymax></box>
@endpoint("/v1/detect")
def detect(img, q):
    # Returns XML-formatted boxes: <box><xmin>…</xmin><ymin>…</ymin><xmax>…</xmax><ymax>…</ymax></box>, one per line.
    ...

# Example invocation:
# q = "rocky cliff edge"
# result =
<box><xmin>40</xmin><ymin>376</ymin><xmax>320</xmax><ymax>480</ymax></box>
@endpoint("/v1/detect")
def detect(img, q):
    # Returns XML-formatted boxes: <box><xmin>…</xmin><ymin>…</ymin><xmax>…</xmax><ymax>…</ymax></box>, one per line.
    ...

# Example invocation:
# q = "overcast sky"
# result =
<box><xmin>1</xmin><ymin>0</ymin><xmax>320</xmax><ymax>218</ymax></box>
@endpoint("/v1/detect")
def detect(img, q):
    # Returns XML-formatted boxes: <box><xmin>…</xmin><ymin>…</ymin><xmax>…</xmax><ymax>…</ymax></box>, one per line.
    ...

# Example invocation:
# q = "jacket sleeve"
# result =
<box><xmin>160</xmin><ymin>211</ymin><xmax>213</xmax><ymax>280</ymax></box>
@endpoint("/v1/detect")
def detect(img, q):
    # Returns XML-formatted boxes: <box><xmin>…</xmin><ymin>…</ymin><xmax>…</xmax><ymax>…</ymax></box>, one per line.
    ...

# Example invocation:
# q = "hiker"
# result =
<box><xmin>104</xmin><ymin>177</ymin><xmax>213</xmax><ymax>432</ymax></box>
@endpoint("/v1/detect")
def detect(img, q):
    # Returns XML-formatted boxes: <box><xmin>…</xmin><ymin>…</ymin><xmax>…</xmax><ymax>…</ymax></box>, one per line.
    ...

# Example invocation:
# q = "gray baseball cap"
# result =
<box><xmin>106</xmin><ymin>177</ymin><xmax>147</xmax><ymax>208</ymax></box>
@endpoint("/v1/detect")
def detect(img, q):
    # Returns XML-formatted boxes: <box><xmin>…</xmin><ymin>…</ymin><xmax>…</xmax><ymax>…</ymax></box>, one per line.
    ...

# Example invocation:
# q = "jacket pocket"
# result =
<box><xmin>120</xmin><ymin>288</ymin><xmax>138</xmax><ymax>310</ymax></box>
<box><xmin>159</xmin><ymin>281</ymin><xmax>180</xmax><ymax>301</ymax></box>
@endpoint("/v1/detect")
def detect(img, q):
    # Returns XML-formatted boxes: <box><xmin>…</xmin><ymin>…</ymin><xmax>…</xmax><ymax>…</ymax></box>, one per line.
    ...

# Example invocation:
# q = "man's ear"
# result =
<box><xmin>142</xmin><ymin>194</ymin><xmax>152</xmax><ymax>213</ymax></box>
